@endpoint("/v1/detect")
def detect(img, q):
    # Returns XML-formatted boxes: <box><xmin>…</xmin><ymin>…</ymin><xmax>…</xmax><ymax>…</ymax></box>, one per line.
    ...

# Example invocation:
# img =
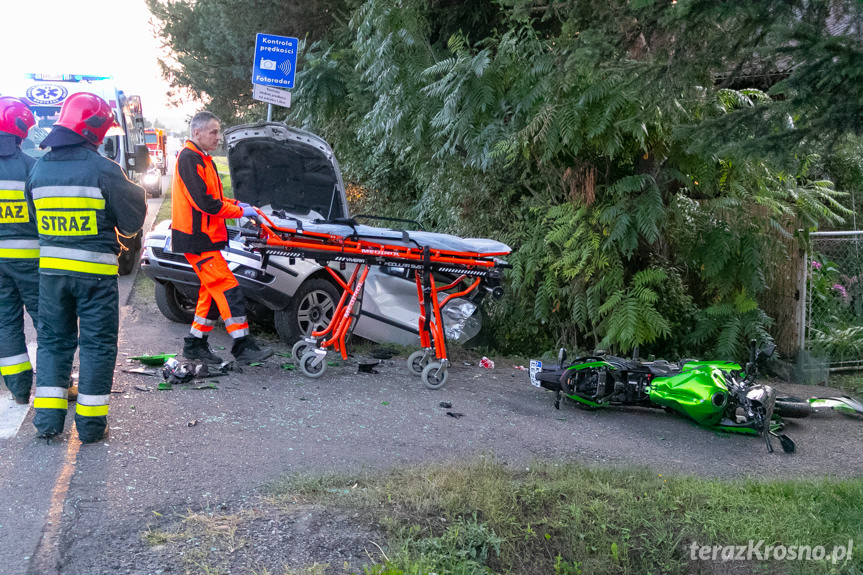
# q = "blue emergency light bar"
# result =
<box><xmin>25</xmin><ymin>74</ymin><xmax>113</xmax><ymax>82</ymax></box>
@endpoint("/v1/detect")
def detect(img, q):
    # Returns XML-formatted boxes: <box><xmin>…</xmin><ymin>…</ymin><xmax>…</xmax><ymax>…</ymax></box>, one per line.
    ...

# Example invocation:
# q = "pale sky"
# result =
<box><xmin>0</xmin><ymin>0</ymin><xmax>201</xmax><ymax>131</ymax></box>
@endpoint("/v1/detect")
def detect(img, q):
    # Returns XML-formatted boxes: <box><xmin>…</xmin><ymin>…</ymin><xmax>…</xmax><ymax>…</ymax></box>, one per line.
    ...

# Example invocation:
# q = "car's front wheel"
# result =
<box><xmin>154</xmin><ymin>282</ymin><xmax>196</xmax><ymax>324</ymax></box>
<box><xmin>274</xmin><ymin>278</ymin><xmax>340</xmax><ymax>343</ymax></box>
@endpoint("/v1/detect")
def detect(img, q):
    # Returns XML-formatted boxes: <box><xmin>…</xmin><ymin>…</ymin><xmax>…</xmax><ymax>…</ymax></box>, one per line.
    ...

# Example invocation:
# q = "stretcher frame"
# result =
<box><xmin>245</xmin><ymin>211</ymin><xmax>510</xmax><ymax>388</ymax></box>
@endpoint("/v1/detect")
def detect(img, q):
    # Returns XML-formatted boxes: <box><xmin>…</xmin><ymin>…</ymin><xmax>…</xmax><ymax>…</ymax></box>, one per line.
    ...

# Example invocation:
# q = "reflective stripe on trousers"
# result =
<box><xmin>76</xmin><ymin>393</ymin><xmax>110</xmax><ymax>417</ymax></box>
<box><xmin>33</xmin><ymin>386</ymin><xmax>69</xmax><ymax>411</ymax></box>
<box><xmin>0</xmin><ymin>351</ymin><xmax>31</xmax><ymax>375</ymax></box>
<box><xmin>190</xmin><ymin>314</ymin><xmax>217</xmax><ymax>337</ymax></box>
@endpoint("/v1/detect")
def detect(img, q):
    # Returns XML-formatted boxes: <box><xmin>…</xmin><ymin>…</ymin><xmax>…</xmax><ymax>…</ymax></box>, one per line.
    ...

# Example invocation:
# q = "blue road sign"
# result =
<box><xmin>252</xmin><ymin>33</ymin><xmax>298</xmax><ymax>89</ymax></box>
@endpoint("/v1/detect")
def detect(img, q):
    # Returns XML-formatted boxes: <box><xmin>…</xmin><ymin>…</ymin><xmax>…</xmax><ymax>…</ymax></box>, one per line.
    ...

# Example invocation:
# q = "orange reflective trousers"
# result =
<box><xmin>185</xmin><ymin>251</ymin><xmax>249</xmax><ymax>339</ymax></box>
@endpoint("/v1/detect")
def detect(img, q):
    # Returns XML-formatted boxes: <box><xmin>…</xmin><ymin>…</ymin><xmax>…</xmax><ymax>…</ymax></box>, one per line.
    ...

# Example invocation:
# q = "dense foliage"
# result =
<box><xmin>150</xmin><ymin>0</ymin><xmax>863</xmax><ymax>360</ymax></box>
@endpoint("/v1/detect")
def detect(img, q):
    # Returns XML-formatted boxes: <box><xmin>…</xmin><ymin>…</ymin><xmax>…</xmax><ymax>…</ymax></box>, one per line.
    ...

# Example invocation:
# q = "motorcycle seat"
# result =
<box><xmin>646</xmin><ymin>360</ymin><xmax>680</xmax><ymax>377</ymax></box>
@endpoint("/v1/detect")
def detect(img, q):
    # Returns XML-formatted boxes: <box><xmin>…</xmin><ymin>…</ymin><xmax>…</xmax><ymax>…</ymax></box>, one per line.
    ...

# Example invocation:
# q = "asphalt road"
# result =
<box><xmin>0</xmin><ymin>189</ymin><xmax>165</xmax><ymax>575</ymax></box>
<box><xmin>1</xmin><ymin>185</ymin><xmax>862</xmax><ymax>574</ymax></box>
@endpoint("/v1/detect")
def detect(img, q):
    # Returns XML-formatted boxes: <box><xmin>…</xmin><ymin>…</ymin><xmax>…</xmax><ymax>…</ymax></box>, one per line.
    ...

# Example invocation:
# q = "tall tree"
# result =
<box><xmin>146</xmin><ymin>0</ymin><xmax>346</xmax><ymax>123</ymax></box>
<box><xmin>153</xmin><ymin>0</ymin><xmax>863</xmax><ymax>358</ymax></box>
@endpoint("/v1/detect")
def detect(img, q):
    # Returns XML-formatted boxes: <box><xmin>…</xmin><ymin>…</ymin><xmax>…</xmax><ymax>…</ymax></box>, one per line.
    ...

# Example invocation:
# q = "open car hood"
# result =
<box><xmin>224</xmin><ymin>122</ymin><xmax>348</xmax><ymax>221</ymax></box>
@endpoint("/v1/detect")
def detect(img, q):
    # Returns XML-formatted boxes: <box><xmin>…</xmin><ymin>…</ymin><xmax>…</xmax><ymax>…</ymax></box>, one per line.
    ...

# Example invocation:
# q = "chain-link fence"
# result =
<box><xmin>804</xmin><ymin>231</ymin><xmax>863</xmax><ymax>374</ymax></box>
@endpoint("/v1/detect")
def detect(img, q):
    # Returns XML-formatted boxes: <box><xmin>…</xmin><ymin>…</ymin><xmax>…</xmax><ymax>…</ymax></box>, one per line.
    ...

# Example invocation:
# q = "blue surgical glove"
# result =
<box><xmin>242</xmin><ymin>206</ymin><xmax>258</xmax><ymax>217</ymax></box>
<box><xmin>237</xmin><ymin>202</ymin><xmax>250</xmax><ymax>209</ymax></box>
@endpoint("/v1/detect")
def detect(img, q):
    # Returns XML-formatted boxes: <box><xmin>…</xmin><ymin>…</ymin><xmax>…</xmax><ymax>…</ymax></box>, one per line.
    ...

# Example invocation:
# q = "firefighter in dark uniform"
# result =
<box><xmin>27</xmin><ymin>92</ymin><xmax>147</xmax><ymax>443</ymax></box>
<box><xmin>172</xmin><ymin>110</ymin><xmax>272</xmax><ymax>365</ymax></box>
<box><xmin>0</xmin><ymin>97</ymin><xmax>38</xmax><ymax>405</ymax></box>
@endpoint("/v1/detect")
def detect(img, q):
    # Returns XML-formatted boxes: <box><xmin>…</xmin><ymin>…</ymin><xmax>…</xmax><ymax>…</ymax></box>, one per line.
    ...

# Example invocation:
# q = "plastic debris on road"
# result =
<box><xmin>358</xmin><ymin>360</ymin><xmax>381</xmax><ymax>374</ymax></box>
<box><xmin>123</xmin><ymin>367</ymin><xmax>158</xmax><ymax>376</ymax></box>
<box><xmin>479</xmin><ymin>357</ymin><xmax>495</xmax><ymax>369</ymax></box>
<box><xmin>130</xmin><ymin>353</ymin><xmax>178</xmax><ymax>366</ymax></box>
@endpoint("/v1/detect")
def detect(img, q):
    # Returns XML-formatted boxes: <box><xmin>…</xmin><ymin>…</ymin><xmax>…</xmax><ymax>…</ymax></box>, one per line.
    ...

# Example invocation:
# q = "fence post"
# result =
<box><xmin>797</xmin><ymin>244</ymin><xmax>808</xmax><ymax>354</ymax></box>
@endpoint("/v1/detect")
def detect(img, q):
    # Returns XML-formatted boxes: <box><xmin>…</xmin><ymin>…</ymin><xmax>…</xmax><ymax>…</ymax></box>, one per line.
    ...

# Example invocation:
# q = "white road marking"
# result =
<box><xmin>0</xmin><ymin>398</ymin><xmax>30</xmax><ymax>439</ymax></box>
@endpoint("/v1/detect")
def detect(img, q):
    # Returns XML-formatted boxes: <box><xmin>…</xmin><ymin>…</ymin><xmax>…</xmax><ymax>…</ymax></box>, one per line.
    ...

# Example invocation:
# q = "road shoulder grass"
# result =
<box><xmin>142</xmin><ymin>457</ymin><xmax>863</xmax><ymax>575</ymax></box>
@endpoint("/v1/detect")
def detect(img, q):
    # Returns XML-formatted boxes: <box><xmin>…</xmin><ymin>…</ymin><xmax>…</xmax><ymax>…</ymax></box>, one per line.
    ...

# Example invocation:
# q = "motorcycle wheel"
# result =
<box><xmin>774</xmin><ymin>396</ymin><xmax>813</xmax><ymax>418</ymax></box>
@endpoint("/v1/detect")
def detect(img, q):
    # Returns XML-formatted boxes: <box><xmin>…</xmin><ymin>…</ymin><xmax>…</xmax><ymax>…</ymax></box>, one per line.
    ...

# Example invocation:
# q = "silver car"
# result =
<box><xmin>140</xmin><ymin>122</ymin><xmax>502</xmax><ymax>347</ymax></box>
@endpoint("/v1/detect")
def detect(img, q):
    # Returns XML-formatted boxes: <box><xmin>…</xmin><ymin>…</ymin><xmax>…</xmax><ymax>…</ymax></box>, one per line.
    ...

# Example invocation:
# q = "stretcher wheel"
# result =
<box><xmin>421</xmin><ymin>362</ymin><xmax>449</xmax><ymax>390</ymax></box>
<box><xmin>407</xmin><ymin>350</ymin><xmax>430</xmax><ymax>377</ymax></box>
<box><xmin>292</xmin><ymin>340</ymin><xmax>313</xmax><ymax>364</ymax></box>
<box><xmin>300</xmin><ymin>351</ymin><xmax>327</xmax><ymax>379</ymax></box>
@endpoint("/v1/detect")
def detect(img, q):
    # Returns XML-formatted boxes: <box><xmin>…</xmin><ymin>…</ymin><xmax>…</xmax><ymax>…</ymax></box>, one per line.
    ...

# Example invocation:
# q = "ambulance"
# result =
<box><xmin>1</xmin><ymin>73</ymin><xmax>151</xmax><ymax>275</ymax></box>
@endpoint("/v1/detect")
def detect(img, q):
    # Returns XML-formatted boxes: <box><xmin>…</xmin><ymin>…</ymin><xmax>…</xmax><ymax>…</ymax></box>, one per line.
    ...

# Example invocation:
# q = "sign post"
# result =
<box><xmin>251</xmin><ymin>33</ymin><xmax>298</xmax><ymax>120</ymax></box>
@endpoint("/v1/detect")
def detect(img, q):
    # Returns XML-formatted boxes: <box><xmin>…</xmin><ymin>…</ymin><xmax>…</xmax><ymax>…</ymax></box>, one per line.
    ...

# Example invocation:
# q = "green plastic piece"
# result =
<box><xmin>131</xmin><ymin>353</ymin><xmax>177</xmax><ymax>366</ymax></box>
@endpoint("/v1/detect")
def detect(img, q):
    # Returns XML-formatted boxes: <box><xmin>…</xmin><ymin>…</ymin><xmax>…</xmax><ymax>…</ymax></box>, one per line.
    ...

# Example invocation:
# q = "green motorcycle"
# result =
<box><xmin>529</xmin><ymin>341</ymin><xmax>816</xmax><ymax>453</ymax></box>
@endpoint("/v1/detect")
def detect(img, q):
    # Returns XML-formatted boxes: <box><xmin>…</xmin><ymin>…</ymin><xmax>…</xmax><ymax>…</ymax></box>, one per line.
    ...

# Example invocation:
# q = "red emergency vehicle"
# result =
<box><xmin>145</xmin><ymin>128</ymin><xmax>167</xmax><ymax>175</ymax></box>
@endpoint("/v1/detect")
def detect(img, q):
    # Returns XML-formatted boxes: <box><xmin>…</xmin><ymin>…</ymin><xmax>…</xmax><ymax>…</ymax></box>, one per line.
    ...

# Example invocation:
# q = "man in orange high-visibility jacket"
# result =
<box><xmin>172</xmin><ymin>111</ymin><xmax>272</xmax><ymax>365</ymax></box>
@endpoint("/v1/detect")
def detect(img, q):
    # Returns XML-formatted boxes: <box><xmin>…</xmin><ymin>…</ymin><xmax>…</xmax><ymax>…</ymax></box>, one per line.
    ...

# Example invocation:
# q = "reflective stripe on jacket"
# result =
<box><xmin>0</xmin><ymin>143</ymin><xmax>38</xmax><ymax>260</ymax></box>
<box><xmin>170</xmin><ymin>141</ymin><xmax>242</xmax><ymax>254</ymax></box>
<box><xmin>25</xmin><ymin>144</ymin><xmax>146</xmax><ymax>277</ymax></box>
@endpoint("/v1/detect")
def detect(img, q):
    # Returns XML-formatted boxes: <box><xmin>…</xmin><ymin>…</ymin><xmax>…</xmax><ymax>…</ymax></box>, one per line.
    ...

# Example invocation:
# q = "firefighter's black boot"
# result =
<box><xmin>182</xmin><ymin>335</ymin><xmax>224</xmax><ymax>364</ymax></box>
<box><xmin>231</xmin><ymin>336</ymin><xmax>273</xmax><ymax>364</ymax></box>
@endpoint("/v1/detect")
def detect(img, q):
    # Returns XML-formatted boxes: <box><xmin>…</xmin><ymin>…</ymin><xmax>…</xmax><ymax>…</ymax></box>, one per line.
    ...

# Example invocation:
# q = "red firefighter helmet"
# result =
<box><xmin>0</xmin><ymin>96</ymin><xmax>36</xmax><ymax>139</ymax></box>
<box><xmin>55</xmin><ymin>92</ymin><xmax>117</xmax><ymax>145</ymax></box>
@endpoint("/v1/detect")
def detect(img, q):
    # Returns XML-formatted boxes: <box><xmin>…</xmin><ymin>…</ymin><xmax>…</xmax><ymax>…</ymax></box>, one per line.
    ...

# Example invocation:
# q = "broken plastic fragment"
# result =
<box><xmin>192</xmin><ymin>383</ymin><xmax>219</xmax><ymax>390</ymax></box>
<box><xmin>358</xmin><ymin>361</ymin><xmax>380</xmax><ymax>374</ymax></box>
<box><xmin>809</xmin><ymin>396</ymin><xmax>863</xmax><ymax>416</ymax></box>
<box><xmin>123</xmin><ymin>368</ymin><xmax>158</xmax><ymax>376</ymax></box>
<box><xmin>130</xmin><ymin>353</ymin><xmax>177</xmax><ymax>366</ymax></box>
